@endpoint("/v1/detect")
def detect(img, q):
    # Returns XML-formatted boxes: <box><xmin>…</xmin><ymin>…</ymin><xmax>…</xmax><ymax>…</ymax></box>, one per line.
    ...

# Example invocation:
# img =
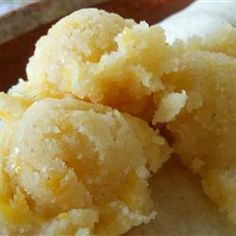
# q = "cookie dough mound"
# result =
<box><xmin>164</xmin><ymin>51</ymin><xmax>236</xmax><ymax>223</ymax></box>
<box><xmin>0</xmin><ymin>95</ymin><xmax>170</xmax><ymax>235</ymax></box>
<box><xmin>10</xmin><ymin>9</ymin><xmax>176</xmax><ymax>119</ymax></box>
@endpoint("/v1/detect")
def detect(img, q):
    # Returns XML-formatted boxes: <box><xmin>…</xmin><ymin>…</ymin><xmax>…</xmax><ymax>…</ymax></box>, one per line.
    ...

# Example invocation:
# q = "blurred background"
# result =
<box><xmin>0</xmin><ymin>0</ymin><xmax>36</xmax><ymax>16</ymax></box>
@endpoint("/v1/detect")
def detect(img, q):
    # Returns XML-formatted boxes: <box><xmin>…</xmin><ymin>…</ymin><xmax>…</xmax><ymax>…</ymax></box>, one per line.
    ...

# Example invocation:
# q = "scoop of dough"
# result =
<box><xmin>10</xmin><ymin>8</ymin><xmax>176</xmax><ymax>120</ymax></box>
<box><xmin>178</xmin><ymin>24</ymin><xmax>236</xmax><ymax>58</ymax></box>
<box><xmin>163</xmin><ymin>49</ymin><xmax>236</xmax><ymax>223</ymax></box>
<box><xmin>5</xmin><ymin>6</ymin><xmax>236</xmax><ymax>232</ymax></box>
<box><xmin>0</xmin><ymin>95</ymin><xmax>170</xmax><ymax>235</ymax></box>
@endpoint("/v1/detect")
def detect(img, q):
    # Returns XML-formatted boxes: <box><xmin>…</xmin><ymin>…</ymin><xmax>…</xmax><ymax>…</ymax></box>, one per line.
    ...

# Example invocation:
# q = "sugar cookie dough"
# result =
<box><xmin>164</xmin><ymin>48</ymin><xmax>236</xmax><ymax>224</ymax></box>
<box><xmin>2</xmin><ymin>6</ymin><xmax>236</xmax><ymax>234</ymax></box>
<box><xmin>10</xmin><ymin>8</ymin><xmax>176</xmax><ymax>120</ymax></box>
<box><xmin>0</xmin><ymin>94</ymin><xmax>170</xmax><ymax>235</ymax></box>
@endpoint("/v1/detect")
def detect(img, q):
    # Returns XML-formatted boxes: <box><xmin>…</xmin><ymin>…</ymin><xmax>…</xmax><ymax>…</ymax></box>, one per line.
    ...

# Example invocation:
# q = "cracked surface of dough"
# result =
<box><xmin>0</xmin><ymin>95</ymin><xmax>169</xmax><ymax>235</ymax></box>
<box><xmin>10</xmin><ymin>8</ymin><xmax>177</xmax><ymax>120</ymax></box>
<box><xmin>165</xmin><ymin>39</ymin><xmax>236</xmax><ymax>224</ymax></box>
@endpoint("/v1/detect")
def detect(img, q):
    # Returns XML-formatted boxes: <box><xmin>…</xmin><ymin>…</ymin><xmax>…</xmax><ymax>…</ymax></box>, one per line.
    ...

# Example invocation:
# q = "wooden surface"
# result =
<box><xmin>0</xmin><ymin>0</ymin><xmax>192</xmax><ymax>92</ymax></box>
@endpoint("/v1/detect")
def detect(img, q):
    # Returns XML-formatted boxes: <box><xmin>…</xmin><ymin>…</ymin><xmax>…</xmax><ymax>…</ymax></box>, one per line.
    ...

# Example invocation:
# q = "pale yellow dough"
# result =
<box><xmin>0</xmin><ymin>94</ymin><xmax>169</xmax><ymax>235</ymax></box>
<box><xmin>10</xmin><ymin>8</ymin><xmax>176</xmax><ymax>120</ymax></box>
<box><xmin>118</xmin><ymin>23</ymin><xmax>236</xmax><ymax>225</ymax></box>
<box><xmin>2</xmin><ymin>9</ymin><xmax>175</xmax><ymax>235</ymax></box>
<box><xmin>2</xmin><ymin>7</ymin><xmax>236</xmax><ymax>235</ymax></box>
<box><xmin>163</xmin><ymin>29</ymin><xmax>236</xmax><ymax>224</ymax></box>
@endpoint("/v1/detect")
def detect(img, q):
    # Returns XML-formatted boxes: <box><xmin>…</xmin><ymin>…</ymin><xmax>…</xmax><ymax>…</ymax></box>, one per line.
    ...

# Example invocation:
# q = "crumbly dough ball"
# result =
<box><xmin>153</xmin><ymin>90</ymin><xmax>187</xmax><ymax>124</ymax></box>
<box><xmin>0</xmin><ymin>95</ymin><xmax>170</xmax><ymax>235</ymax></box>
<box><xmin>4</xmin><ymin>7</ymin><xmax>236</xmax><ymax>232</ymax></box>
<box><xmin>166</xmin><ymin>51</ymin><xmax>236</xmax><ymax>170</ymax></box>
<box><xmin>164</xmin><ymin>51</ymin><xmax>236</xmax><ymax>223</ymax></box>
<box><xmin>10</xmin><ymin>9</ymin><xmax>176</xmax><ymax>119</ymax></box>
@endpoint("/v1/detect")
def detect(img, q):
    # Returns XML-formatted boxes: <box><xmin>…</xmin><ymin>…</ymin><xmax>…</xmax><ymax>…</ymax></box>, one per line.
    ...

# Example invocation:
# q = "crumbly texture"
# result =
<box><xmin>164</xmin><ymin>49</ymin><xmax>236</xmax><ymax>223</ymax></box>
<box><xmin>10</xmin><ymin>8</ymin><xmax>177</xmax><ymax>120</ymax></box>
<box><xmin>1</xmin><ymin>9</ymin><xmax>175</xmax><ymax>235</ymax></box>
<box><xmin>152</xmin><ymin>90</ymin><xmax>187</xmax><ymax>124</ymax></box>
<box><xmin>2</xmin><ymin>7</ymin><xmax>236</xmax><ymax>234</ymax></box>
<box><xmin>0</xmin><ymin>94</ymin><xmax>170</xmax><ymax>235</ymax></box>
<box><xmin>175</xmin><ymin>24</ymin><xmax>236</xmax><ymax>58</ymax></box>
